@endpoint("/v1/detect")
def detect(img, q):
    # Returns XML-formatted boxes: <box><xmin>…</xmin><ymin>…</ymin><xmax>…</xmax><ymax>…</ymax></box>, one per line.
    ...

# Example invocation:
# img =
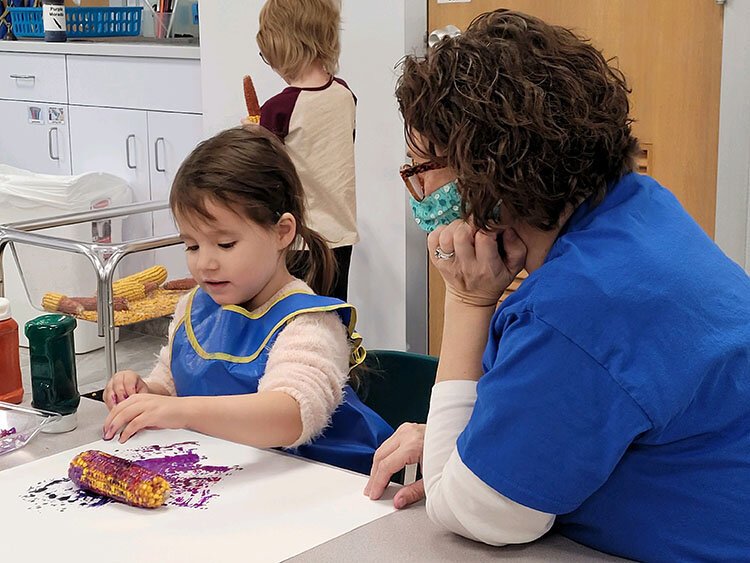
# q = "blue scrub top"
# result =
<box><xmin>457</xmin><ymin>173</ymin><xmax>750</xmax><ymax>562</ymax></box>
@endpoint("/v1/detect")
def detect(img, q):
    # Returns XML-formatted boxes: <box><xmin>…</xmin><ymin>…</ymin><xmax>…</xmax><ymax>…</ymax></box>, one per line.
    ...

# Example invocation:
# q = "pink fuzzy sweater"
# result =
<box><xmin>143</xmin><ymin>279</ymin><xmax>352</xmax><ymax>447</ymax></box>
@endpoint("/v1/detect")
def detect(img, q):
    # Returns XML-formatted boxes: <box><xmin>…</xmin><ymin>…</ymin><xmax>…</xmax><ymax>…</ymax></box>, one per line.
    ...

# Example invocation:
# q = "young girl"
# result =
<box><xmin>103</xmin><ymin>126</ymin><xmax>393</xmax><ymax>475</ymax></box>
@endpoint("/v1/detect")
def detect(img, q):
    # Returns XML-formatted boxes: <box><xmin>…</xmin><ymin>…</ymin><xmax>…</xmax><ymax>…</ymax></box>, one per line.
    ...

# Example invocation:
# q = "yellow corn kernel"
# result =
<box><xmin>116</xmin><ymin>265</ymin><xmax>168</xmax><ymax>288</ymax></box>
<box><xmin>42</xmin><ymin>292</ymin><xmax>65</xmax><ymax>312</ymax></box>
<box><xmin>112</xmin><ymin>279</ymin><xmax>148</xmax><ymax>301</ymax></box>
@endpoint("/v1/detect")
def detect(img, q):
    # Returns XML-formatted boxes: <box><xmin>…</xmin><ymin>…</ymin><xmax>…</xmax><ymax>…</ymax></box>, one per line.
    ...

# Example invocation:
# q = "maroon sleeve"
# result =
<box><xmin>260</xmin><ymin>88</ymin><xmax>302</xmax><ymax>142</ymax></box>
<box><xmin>332</xmin><ymin>77</ymin><xmax>357</xmax><ymax>143</ymax></box>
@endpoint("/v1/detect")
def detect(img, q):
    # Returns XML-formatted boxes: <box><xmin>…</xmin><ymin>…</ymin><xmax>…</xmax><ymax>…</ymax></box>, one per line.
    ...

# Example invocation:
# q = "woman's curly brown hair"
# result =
<box><xmin>397</xmin><ymin>9</ymin><xmax>639</xmax><ymax>231</ymax></box>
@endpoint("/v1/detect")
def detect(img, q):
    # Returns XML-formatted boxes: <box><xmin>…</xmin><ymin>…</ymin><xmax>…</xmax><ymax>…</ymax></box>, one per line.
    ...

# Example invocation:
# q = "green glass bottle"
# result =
<box><xmin>25</xmin><ymin>314</ymin><xmax>79</xmax><ymax>433</ymax></box>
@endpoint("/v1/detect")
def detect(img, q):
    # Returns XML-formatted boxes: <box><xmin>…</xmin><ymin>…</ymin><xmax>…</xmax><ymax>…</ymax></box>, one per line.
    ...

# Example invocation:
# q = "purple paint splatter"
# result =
<box><xmin>0</xmin><ymin>427</ymin><xmax>16</xmax><ymax>439</ymax></box>
<box><xmin>22</xmin><ymin>441</ymin><xmax>242</xmax><ymax>511</ymax></box>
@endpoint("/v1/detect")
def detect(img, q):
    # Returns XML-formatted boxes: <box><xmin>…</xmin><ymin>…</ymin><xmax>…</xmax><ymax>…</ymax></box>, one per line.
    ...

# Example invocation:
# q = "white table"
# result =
<box><xmin>0</xmin><ymin>398</ymin><xmax>627</xmax><ymax>562</ymax></box>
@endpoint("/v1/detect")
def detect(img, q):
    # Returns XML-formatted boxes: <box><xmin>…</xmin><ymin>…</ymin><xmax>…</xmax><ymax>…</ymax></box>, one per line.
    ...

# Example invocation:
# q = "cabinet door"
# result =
<box><xmin>148</xmin><ymin>111</ymin><xmax>203</xmax><ymax>279</ymax></box>
<box><xmin>0</xmin><ymin>99</ymin><xmax>71</xmax><ymax>175</ymax></box>
<box><xmin>68</xmin><ymin>105</ymin><xmax>153</xmax><ymax>274</ymax></box>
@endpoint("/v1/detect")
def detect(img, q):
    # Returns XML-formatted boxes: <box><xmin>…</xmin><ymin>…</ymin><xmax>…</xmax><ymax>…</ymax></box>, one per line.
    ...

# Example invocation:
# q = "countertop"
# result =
<box><xmin>0</xmin><ymin>37</ymin><xmax>200</xmax><ymax>59</ymax></box>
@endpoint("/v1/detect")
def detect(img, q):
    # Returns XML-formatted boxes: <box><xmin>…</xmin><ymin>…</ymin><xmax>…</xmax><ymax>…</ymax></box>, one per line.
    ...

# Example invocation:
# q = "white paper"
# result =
<box><xmin>0</xmin><ymin>429</ymin><xmax>397</xmax><ymax>562</ymax></box>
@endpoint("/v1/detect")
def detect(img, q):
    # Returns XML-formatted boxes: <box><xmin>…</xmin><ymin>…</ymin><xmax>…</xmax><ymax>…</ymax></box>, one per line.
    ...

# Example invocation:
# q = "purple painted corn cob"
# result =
<box><xmin>68</xmin><ymin>450</ymin><xmax>170</xmax><ymax>508</ymax></box>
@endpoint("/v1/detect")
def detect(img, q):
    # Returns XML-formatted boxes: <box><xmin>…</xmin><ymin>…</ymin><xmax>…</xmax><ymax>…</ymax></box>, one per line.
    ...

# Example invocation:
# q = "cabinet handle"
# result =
<box><xmin>125</xmin><ymin>134</ymin><xmax>136</xmax><ymax>169</ymax></box>
<box><xmin>154</xmin><ymin>137</ymin><xmax>166</xmax><ymax>173</ymax></box>
<box><xmin>10</xmin><ymin>74</ymin><xmax>35</xmax><ymax>82</ymax></box>
<box><xmin>48</xmin><ymin>127</ymin><xmax>60</xmax><ymax>161</ymax></box>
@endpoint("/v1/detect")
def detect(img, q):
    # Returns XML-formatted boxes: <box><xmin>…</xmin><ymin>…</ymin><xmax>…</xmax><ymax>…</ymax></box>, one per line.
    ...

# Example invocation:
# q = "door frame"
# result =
<box><xmin>715</xmin><ymin>0</ymin><xmax>750</xmax><ymax>272</ymax></box>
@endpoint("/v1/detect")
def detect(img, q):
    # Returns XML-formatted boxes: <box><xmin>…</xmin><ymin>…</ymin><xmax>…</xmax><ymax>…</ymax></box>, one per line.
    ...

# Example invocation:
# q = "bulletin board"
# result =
<box><xmin>0</xmin><ymin>429</ymin><xmax>397</xmax><ymax>562</ymax></box>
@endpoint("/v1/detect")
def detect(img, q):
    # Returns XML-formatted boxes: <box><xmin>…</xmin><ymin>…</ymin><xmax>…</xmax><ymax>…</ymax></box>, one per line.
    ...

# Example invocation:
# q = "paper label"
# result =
<box><xmin>48</xmin><ymin>106</ymin><xmax>65</xmax><ymax>124</ymax></box>
<box><xmin>42</xmin><ymin>5</ymin><xmax>66</xmax><ymax>32</ymax></box>
<box><xmin>28</xmin><ymin>106</ymin><xmax>43</xmax><ymax>124</ymax></box>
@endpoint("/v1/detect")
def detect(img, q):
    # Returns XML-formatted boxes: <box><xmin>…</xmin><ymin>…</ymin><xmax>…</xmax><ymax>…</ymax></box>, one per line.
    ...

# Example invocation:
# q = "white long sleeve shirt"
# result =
<box><xmin>423</xmin><ymin>380</ymin><xmax>555</xmax><ymax>545</ymax></box>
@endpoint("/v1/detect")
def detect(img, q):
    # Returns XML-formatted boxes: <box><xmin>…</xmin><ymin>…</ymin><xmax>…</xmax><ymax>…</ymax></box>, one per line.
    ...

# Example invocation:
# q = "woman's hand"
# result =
<box><xmin>365</xmin><ymin>423</ymin><xmax>426</xmax><ymax>509</ymax></box>
<box><xmin>428</xmin><ymin>222</ymin><xmax>527</xmax><ymax>308</ymax></box>
<box><xmin>103</xmin><ymin>394</ymin><xmax>189</xmax><ymax>443</ymax></box>
<box><xmin>103</xmin><ymin>370</ymin><xmax>150</xmax><ymax>410</ymax></box>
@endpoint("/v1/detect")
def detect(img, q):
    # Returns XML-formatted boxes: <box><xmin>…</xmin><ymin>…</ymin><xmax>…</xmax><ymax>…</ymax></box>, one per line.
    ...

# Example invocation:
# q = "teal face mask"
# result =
<box><xmin>409</xmin><ymin>181</ymin><xmax>462</xmax><ymax>233</ymax></box>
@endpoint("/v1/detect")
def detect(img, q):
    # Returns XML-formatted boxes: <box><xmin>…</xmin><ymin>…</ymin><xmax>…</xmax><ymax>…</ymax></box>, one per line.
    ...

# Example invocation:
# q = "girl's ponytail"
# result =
<box><xmin>291</xmin><ymin>224</ymin><xmax>337</xmax><ymax>297</ymax></box>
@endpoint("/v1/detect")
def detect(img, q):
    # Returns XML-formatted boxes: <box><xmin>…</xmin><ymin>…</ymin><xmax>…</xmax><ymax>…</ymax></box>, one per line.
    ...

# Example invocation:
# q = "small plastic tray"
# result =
<box><xmin>0</xmin><ymin>401</ymin><xmax>61</xmax><ymax>456</ymax></box>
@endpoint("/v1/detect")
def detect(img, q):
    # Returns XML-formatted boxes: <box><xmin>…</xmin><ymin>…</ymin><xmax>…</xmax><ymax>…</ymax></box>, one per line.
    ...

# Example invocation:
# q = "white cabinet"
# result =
<box><xmin>67</xmin><ymin>55</ymin><xmax>201</xmax><ymax>113</ymax></box>
<box><xmin>0</xmin><ymin>52</ymin><xmax>68</xmax><ymax>103</ymax></box>
<box><xmin>148</xmin><ymin>111</ymin><xmax>202</xmax><ymax>279</ymax></box>
<box><xmin>68</xmin><ymin>105</ymin><xmax>152</xmax><ymax>272</ymax></box>
<box><xmin>0</xmin><ymin>99</ymin><xmax>71</xmax><ymax>175</ymax></box>
<box><xmin>67</xmin><ymin>107</ymin><xmax>201</xmax><ymax>278</ymax></box>
<box><xmin>65</xmin><ymin>55</ymin><xmax>202</xmax><ymax>278</ymax></box>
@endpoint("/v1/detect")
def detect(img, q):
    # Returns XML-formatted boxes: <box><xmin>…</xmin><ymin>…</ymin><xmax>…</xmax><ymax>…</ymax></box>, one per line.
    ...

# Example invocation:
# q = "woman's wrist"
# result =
<box><xmin>444</xmin><ymin>288</ymin><xmax>499</xmax><ymax>309</ymax></box>
<box><xmin>436</xmin><ymin>297</ymin><xmax>496</xmax><ymax>383</ymax></box>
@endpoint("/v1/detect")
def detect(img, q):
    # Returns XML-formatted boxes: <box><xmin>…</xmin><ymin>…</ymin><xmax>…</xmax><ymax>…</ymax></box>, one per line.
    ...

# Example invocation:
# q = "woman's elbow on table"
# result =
<box><xmin>424</xmin><ymin>458</ymin><xmax>555</xmax><ymax>546</ymax></box>
<box><xmin>426</xmin><ymin>492</ymin><xmax>555</xmax><ymax>546</ymax></box>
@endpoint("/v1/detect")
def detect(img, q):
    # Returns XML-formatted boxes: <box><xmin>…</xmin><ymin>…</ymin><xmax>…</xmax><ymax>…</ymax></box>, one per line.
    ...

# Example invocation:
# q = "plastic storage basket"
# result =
<box><xmin>9</xmin><ymin>6</ymin><xmax>142</xmax><ymax>38</ymax></box>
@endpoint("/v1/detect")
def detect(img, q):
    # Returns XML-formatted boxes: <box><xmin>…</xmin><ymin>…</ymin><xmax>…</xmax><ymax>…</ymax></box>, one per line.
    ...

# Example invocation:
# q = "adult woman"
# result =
<box><xmin>366</xmin><ymin>10</ymin><xmax>750</xmax><ymax>561</ymax></box>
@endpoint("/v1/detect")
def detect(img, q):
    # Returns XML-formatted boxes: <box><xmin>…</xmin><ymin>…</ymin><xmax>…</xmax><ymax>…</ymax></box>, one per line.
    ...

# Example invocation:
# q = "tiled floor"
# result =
<box><xmin>19</xmin><ymin>329</ymin><xmax>165</xmax><ymax>398</ymax></box>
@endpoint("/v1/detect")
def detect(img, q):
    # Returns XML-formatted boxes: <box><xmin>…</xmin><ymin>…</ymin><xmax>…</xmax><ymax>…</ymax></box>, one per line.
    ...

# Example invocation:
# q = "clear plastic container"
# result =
<box><xmin>0</xmin><ymin>401</ymin><xmax>61</xmax><ymax>456</ymax></box>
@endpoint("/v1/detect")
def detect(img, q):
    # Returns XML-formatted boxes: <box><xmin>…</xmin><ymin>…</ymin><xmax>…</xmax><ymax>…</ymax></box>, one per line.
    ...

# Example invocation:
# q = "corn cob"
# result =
<box><xmin>69</xmin><ymin>296</ymin><xmax>130</xmax><ymax>311</ymax></box>
<box><xmin>116</xmin><ymin>265</ymin><xmax>168</xmax><ymax>288</ymax></box>
<box><xmin>80</xmin><ymin>288</ymin><xmax>184</xmax><ymax>326</ymax></box>
<box><xmin>163</xmin><ymin>277</ymin><xmax>197</xmax><ymax>291</ymax></box>
<box><xmin>41</xmin><ymin>293</ymin><xmax>84</xmax><ymax>315</ymax></box>
<box><xmin>243</xmin><ymin>75</ymin><xmax>261</xmax><ymax>124</ymax></box>
<box><xmin>68</xmin><ymin>450</ymin><xmax>170</xmax><ymax>509</ymax></box>
<box><xmin>111</xmin><ymin>280</ymin><xmax>158</xmax><ymax>301</ymax></box>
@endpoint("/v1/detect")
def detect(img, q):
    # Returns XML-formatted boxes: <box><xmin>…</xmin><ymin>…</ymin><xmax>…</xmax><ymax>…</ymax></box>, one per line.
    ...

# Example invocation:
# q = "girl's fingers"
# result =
<box><xmin>118</xmin><ymin>412</ymin><xmax>148</xmax><ymax>443</ymax></box>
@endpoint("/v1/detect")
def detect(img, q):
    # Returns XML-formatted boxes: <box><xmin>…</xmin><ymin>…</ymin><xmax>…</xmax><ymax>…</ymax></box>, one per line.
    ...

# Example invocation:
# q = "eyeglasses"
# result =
<box><xmin>399</xmin><ymin>160</ymin><xmax>445</xmax><ymax>201</ymax></box>
<box><xmin>259</xmin><ymin>51</ymin><xmax>269</xmax><ymax>65</ymax></box>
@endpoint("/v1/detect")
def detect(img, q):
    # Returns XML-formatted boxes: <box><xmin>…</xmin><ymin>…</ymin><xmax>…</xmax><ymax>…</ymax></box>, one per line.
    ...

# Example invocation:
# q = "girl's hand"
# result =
<box><xmin>103</xmin><ymin>394</ymin><xmax>189</xmax><ymax>443</ymax></box>
<box><xmin>427</xmin><ymin>221</ymin><xmax>527</xmax><ymax>308</ymax></box>
<box><xmin>365</xmin><ymin>423</ymin><xmax>426</xmax><ymax>509</ymax></box>
<box><xmin>103</xmin><ymin>370</ymin><xmax>150</xmax><ymax>410</ymax></box>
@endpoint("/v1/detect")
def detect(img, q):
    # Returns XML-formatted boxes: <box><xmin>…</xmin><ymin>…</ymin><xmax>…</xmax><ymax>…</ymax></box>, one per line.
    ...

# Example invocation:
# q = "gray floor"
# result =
<box><xmin>19</xmin><ymin>329</ymin><xmax>165</xmax><ymax>398</ymax></box>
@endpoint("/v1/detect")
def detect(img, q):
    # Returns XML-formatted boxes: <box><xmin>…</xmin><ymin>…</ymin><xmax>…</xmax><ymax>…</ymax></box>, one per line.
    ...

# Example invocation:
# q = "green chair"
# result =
<box><xmin>356</xmin><ymin>349</ymin><xmax>439</xmax><ymax>431</ymax></box>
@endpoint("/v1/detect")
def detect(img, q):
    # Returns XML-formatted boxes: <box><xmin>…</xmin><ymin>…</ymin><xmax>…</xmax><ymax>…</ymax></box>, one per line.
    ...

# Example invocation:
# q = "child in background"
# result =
<box><xmin>256</xmin><ymin>0</ymin><xmax>357</xmax><ymax>301</ymax></box>
<box><xmin>102</xmin><ymin>126</ymin><xmax>392</xmax><ymax>475</ymax></box>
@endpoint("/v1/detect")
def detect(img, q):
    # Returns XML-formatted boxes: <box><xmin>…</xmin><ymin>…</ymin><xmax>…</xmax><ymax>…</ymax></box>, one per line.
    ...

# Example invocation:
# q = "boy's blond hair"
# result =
<box><xmin>257</xmin><ymin>0</ymin><xmax>341</xmax><ymax>81</ymax></box>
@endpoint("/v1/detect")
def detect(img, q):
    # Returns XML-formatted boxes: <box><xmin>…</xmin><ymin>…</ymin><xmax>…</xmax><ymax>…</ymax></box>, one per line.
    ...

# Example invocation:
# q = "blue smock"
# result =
<box><xmin>171</xmin><ymin>288</ymin><xmax>393</xmax><ymax>474</ymax></box>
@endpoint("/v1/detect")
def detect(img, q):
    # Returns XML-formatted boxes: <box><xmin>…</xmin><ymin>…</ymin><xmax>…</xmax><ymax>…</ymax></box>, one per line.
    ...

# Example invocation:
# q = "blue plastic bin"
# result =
<box><xmin>9</xmin><ymin>6</ymin><xmax>143</xmax><ymax>38</ymax></box>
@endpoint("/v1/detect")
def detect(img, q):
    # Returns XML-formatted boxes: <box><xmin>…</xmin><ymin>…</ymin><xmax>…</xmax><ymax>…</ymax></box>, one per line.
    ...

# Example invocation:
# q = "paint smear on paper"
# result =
<box><xmin>22</xmin><ymin>441</ymin><xmax>241</xmax><ymax>511</ymax></box>
<box><xmin>0</xmin><ymin>427</ymin><xmax>17</xmax><ymax>439</ymax></box>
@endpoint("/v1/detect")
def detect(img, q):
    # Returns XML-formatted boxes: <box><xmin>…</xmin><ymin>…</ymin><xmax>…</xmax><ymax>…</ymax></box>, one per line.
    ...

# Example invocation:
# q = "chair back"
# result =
<box><xmin>357</xmin><ymin>349</ymin><xmax>438</xmax><ymax>431</ymax></box>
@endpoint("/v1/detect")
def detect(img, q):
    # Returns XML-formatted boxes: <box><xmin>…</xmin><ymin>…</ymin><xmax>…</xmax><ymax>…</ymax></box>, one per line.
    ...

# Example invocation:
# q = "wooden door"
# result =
<box><xmin>428</xmin><ymin>0</ymin><xmax>724</xmax><ymax>355</ymax></box>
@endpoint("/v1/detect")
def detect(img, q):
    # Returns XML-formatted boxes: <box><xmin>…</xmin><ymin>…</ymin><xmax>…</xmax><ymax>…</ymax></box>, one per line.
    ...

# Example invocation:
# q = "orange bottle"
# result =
<box><xmin>0</xmin><ymin>297</ymin><xmax>24</xmax><ymax>404</ymax></box>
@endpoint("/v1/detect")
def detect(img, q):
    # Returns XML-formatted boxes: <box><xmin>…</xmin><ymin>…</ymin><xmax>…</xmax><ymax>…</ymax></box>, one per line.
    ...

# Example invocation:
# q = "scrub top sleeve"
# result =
<box><xmin>458</xmin><ymin>311</ymin><xmax>653</xmax><ymax>514</ymax></box>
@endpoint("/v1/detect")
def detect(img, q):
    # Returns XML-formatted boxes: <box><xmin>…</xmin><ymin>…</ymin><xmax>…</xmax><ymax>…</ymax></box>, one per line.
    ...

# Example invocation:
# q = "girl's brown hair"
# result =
<box><xmin>257</xmin><ymin>0</ymin><xmax>341</xmax><ymax>81</ymax></box>
<box><xmin>170</xmin><ymin>125</ymin><xmax>336</xmax><ymax>296</ymax></box>
<box><xmin>396</xmin><ymin>9</ymin><xmax>639</xmax><ymax>232</ymax></box>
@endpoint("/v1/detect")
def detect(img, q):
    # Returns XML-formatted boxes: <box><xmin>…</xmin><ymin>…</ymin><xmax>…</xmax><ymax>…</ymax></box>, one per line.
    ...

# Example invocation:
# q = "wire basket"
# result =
<box><xmin>9</xmin><ymin>6</ymin><xmax>142</xmax><ymax>38</ymax></box>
